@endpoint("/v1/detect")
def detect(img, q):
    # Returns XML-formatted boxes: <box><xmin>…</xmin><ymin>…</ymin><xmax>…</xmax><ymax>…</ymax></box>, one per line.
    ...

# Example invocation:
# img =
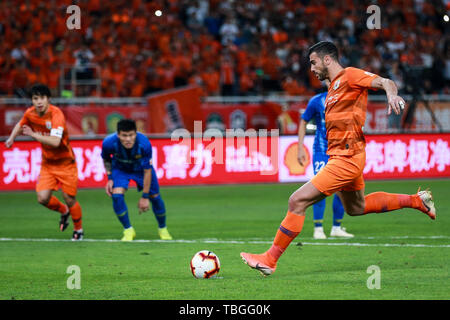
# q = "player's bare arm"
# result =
<box><xmin>103</xmin><ymin>159</ymin><xmax>114</xmax><ymax>196</ymax></box>
<box><xmin>5</xmin><ymin>122</ymin><xmax>23</xmax><ymax>148</ymax></box>
<box><xmin>138</xmin><ymin>168</ymin><xmax>151</xmax><ymax>214</ymax></box>
<box><xmin>370</xmin><ymin>76</ymin><xmax>406</xmax><ymax>115</ymax></box>
<box><xmin>297</xmin><ymin>119</ymin><xmax>308</xmax><ymax>166</ymax></box>
<box><xmin>22</xmin><ymin>124</ymin><xmax>62</xmax><ymax>147</ymax></box>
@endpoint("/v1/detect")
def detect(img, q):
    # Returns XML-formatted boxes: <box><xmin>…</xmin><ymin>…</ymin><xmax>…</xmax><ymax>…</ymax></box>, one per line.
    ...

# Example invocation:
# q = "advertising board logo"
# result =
<box><xmin>283</xmin><ymin>142</ymin><xmax>310</xmax><ymax>175</ymax></box>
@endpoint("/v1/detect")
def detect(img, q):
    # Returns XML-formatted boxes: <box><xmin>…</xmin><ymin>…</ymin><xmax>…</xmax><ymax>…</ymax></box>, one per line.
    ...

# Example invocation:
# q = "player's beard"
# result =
<box><xmin>315</xmin><ymin>66</ymin><xmax>329</xmax><ymax>81</ymax></box>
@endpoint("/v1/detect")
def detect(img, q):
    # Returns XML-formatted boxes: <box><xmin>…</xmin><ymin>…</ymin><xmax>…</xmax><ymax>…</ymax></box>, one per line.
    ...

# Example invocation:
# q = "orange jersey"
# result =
<box><xmin>19</xmin><ymin>104</ymin><xmax>75</xmax><ymax>164</ymax></box>
<box><xmin>324</xmin><ymin>67</ymin><xmax>379</xmax><ymax>156</ymax></box>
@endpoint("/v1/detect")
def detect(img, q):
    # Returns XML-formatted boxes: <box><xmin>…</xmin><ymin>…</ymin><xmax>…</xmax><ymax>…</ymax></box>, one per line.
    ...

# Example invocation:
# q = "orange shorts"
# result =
<box><xmin>311</xmin><ymin>151</ymin><xmax>366</xmax><ymax>196</ymax></box>
<box><xmin>36</xmin><ymin>161</ymin><xmax>78</xmax><ymax>196</ymax></box>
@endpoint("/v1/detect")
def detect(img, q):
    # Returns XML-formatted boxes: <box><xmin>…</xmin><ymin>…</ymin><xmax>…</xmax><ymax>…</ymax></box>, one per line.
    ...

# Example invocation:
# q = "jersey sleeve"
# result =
<box><xmin>347</xmin><ymin>67</ymin><xmax>379</xmax><ymax>89</ymax></box>
<box><xmin>301</xmin><ymin>97</ymin><xmax>318</xmax><ymax>122</ymax></box>
<box><xmin>140</xmin><ymin>138</ymin><xmax>152</xmax><ymax>170</ymax></box>
<box><xmin>101</xmin><ymin>137</ymin><xmax>113</xmax><ymax>160</ymax></box>
<box><xmin>19</xmin><ymin>109</ymin><xmax>31</xmax><ymax>126</ymax></box>
<box><xmin>50</xmin><ymin>109</ymin><xmax>66</xmax><ymax>138</ymax></box>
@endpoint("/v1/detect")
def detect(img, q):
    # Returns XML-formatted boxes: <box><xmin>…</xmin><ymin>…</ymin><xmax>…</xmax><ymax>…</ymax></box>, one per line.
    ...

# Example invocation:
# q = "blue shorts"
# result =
<box><xmin>111</xmin><ymin>167</ymin><xmax>160</xmax><ymax>195</ymax></box>
<box><xmin>312</xmin><ymin>152</ymin><xmax>329</xmax><ymax>175</ymax></box>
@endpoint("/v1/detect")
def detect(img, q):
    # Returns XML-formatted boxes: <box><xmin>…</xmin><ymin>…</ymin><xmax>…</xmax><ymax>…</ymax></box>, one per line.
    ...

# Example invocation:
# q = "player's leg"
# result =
<box><xmin>112</xmin><ymin>187</ymin><xmax>135</xmax><ymax>241</ymax></box>
<box><xmin>241</xmin><ymin>181</ymin><xmax>326</xmax><ymax>276</ymax></box>
<box><xmin>332</xmin><ymin>194</ymin><xmax>345</xmax><ymax>226</ymax></box>
<box><xmin>110</xmin><ymin>169</ymin><xmax>135</xmax><ymax>241</ymax></box>
<box><xmin>61</xmin><ymin>192</ymin><xmax>84</xmax><ymax>240</ymax></box>
<box><xmin>36</xmin><ymin>166</ymin><xmax>69</xmax><ymax>231</ymax></box>
<box><xmin>336</xmin><ymin>188</ymin><xmax>365</xmax><ymax>216</ymax></box>
<box><xmin>365</xmin><ymin>190</ymin><xmax>435</xmax><ymax>218</ymax></box>
<box><xmin>330</xmin><ymin>194</ymin><xmax>354</xmax><ymax>237</ymax></box>
<box><xmin>241</xmin><ymin>153</ymin><xmax>363</xmax><ymax>276</ymax></box>
<box><xmin>337</xmin><ymin>185</ymin><xmax>436</xmax><ymax>219</ymax></box>
<box><xmin>56</xmin><ymin>162</ymin><xmax>84</xmax><ymax>240</ymax></box>
<box><xmin>139</xmin><ymin>168</ymin><xmax>172</xmax><ymax>240</ymax></box>
<box><xmin>312</xmin><ymin>199</ymin><xmax>327</xmax><ymax>239</ymax></box>
<box><xmin>311</xmin><ymin>155</ymin><xmax>327</xmax><ymax>239</ymax></box>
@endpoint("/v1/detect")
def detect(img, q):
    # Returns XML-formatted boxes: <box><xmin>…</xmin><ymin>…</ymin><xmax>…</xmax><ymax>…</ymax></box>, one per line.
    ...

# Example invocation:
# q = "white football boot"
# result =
<box><xmin>330</xmin><ymin>226</ymin><xmax>354</xmax><ymax>238</ymax></box>
<box><xmin>313</xmin><ymin>227</ymin><xmax>327</xmax><ymax>239</ymax></box>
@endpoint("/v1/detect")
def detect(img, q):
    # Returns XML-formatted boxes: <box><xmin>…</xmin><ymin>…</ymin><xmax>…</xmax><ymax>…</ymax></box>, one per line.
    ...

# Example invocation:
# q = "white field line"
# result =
<box><xmin>236</xmin><ymin>236</ymin><xmax>450</xmax><ymax>240</ymax></box>
<box><xmin>0</xmin><ymin>237</ymin><xmax>449</xmax><ymax>248</ymax></box>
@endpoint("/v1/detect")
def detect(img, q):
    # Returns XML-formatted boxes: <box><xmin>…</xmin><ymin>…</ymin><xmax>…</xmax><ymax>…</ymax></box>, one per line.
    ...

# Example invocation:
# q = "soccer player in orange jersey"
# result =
<box><xmin>5</xmin><ymin>84</ymin><xmax>84</xmax><ymax>241</ymax></box>
<box><xmin>241</xmin><ymin>41</ymin><xmax>436</xmax><ymax>276</ymax></box>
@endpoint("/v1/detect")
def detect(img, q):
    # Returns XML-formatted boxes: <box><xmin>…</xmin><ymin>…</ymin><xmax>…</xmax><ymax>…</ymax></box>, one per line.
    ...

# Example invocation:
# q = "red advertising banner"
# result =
<box><xmin>1</xmin><ymin>140</ymin><xmax>107</xmax><ymax>191</ymax></box>
<box><xmin>201</xmin><ymin>102</ymin><xmax>282</xmax><ymax>132</ymax></box>
<box><xmin>0</xmin><ymin>105</ymin><xmax>149</xmax><ymax>136</ymax></box>
<box><xmin>3</xmin><ymin>100</ymin><xmax>447</xmax><ymax>137</ymax></box>
<box><xmin>362</xmin><ymin>133</ymin><xmax>450</xmax><ymax>179</ymax></box>
<box><xmin>279</xmin><ymin>134</ymin><xmax>450</xmax><ymax>181</ymax></box>
<box><xmin>1</xmin><ymin>134</ymin><xmax>448</xmax><ymax>191</ymax></box>
<box><xmin>62</xmin><ymin>106</ymin><xmax>150</xmax><ymax>136</ymax></box>
<box><xmin>0</xmin><ymin>136</ymin><xmax>279</xmax><ymax>191</ymax></box>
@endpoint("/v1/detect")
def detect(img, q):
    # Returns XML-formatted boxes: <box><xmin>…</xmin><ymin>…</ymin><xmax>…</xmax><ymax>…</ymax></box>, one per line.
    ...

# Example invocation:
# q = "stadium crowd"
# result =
<box><xmin>0</xmin><ymin>0</ymin><xmax>449</xmax><ymax>97</ymax></box>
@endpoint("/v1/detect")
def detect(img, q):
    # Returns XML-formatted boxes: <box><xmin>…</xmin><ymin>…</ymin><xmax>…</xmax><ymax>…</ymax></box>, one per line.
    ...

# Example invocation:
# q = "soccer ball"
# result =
<box><xmin>190</xmin><ymin>250</ymin><xmax>221</xmax><ymax>279</ymax></box>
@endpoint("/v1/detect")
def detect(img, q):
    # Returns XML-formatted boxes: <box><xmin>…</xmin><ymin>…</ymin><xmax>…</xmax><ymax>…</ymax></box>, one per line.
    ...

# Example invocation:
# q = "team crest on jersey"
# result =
<box><xmin>135</xmin><ymin>155</ymin><xmax>142</xmax><ymax>159</ymax></box>
<box><xmin>333</xmin><ymin>79</ymin><xmax>340</xmax><ymax>90</ymax></box>
<box><xmin>45</xmin><ymin>121</ymin><xmax>52</xmax><ymax>130</ymax></box>
<box><xmin>325</xmin><ymin>93</ymin><xmax>340</xmax><ymax>108</ymax></box>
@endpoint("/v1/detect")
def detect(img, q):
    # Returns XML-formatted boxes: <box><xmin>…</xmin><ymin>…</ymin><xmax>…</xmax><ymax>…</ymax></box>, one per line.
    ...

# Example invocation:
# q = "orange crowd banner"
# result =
<box><xmin>147</xmin><ymin>85</ymin><xmax>203</xmax><ymax>133</ymax></box>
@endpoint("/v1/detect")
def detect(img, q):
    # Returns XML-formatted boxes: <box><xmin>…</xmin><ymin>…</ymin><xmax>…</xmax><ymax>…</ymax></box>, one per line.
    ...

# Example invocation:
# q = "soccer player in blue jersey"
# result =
<box><xmin>297</xmin><ymin>83</ymin><xmax>354</xmax><ymax>239</ymax></box>
<box><xmin>101</xmin><ymin>119</ymin><xmax>172</xmax><ymax>241</ymax></box>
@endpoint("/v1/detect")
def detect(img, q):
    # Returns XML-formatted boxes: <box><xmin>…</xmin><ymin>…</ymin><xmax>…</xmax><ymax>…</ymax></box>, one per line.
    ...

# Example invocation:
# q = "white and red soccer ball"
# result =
<box><xmin>190</xmin><ymin>250</ymin><xmax>221</xmax><ymax>279</ymax></box>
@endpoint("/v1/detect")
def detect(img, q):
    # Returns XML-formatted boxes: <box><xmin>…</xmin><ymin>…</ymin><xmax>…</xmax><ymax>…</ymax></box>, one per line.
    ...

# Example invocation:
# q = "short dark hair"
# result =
<box><xmin>30</xmin><ymin>83</ymin><xmax>51</xmax><ymax>98</ymax></box>
<box><xmin>308</xmin><ymin>41</ymin><xmax>339</xmax><ymax>61</ymax></box>
<box><xmin>117</xmin><ymin>119</ymin><xmax>137</xmax><ymax>133</ymax></box>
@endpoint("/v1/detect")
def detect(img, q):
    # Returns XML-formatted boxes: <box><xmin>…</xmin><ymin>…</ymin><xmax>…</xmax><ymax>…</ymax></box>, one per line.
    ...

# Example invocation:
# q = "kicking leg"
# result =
<box><xmin>337</xmin><ymin>188</ymin><xmax>436</xmax><ymax>219</ymax></box>
<box><xmin>241</xmin><ymin>181</ymin><xmax>326</xmax><ymax>276</ymax></box>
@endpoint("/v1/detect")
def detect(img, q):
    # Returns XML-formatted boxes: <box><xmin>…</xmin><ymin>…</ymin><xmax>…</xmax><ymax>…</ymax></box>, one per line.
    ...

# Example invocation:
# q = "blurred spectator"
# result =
<box><xmin>220</xmin><ymin>18</ymin><xmax>239</xmax><ymax>46</ymax></box>
<box><xmin>201</xmin><ymin>66</ymin><xmax>220</xmax><ymax>95</ymax></box>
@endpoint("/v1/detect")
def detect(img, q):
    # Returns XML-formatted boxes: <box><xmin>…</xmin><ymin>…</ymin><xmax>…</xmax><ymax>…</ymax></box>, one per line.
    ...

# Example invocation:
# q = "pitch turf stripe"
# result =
<box><xmin>0</xmin><ymin>237</ymin><xmax>449</xmax><ymax>248</ymax></box>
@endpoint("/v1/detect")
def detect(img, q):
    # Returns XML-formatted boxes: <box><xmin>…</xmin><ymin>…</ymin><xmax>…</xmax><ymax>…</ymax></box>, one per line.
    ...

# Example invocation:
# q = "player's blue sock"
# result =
<box><xmin>332</xmin><ymin>195</ymin><xmax>345</xmax><ymax>227</ymax></box>
<box><xmin>313</xmin><ymin>199</ymin><xmax>326</xmax><ymax>227</ymax></box>
<box><xmin>112</xmin><ymin>194</ymin><xmax>131</xmax><ymax>229</ymax></box>
<box><xmin>150</xmin><ymin>195</ymin><xmax>166</xmax><ymax>228</ymax></box>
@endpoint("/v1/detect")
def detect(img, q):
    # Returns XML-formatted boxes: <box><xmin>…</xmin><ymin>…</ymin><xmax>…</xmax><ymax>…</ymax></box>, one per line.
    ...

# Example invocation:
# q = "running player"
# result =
<box><xmin>241</xmin><ymin>41</ymin><xmax>436</xmax><ymax>276</ymax></box>
<box><xmin>298</xmin><ymin>81</ymin><xmax>353</xmax><ymax>239</ymax></box>
<box><xmin>101</xmin><ymin>119</ymin><xmax>172</xmax><ymax>241</ymax></box>
<box><xmin>5</xmin><ymin>84</ymin><xmax>84</xmax><ymax>240</ymax></box>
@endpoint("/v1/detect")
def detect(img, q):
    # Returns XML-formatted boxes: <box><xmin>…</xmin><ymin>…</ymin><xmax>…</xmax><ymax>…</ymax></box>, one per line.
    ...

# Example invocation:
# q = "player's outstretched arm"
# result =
<box><xmin>22</xmin><ymin>125</ymin><xmax>62</xmax><ymax>147</ymax></box>
<box><xmin>102</xmin><ymin>159</ymin><xmax>113</xmax><ymax>197</ymax></box>
<box><xmin>370</xmin><ymin>77</ymin><xmax>406</xmax><ymax>115</ymax></box>
<box><xmin>5</xmin><ymin>122</ymin><xmax>23</xmax><ymax>148</ymax></box>
<box><xmin>297</xmin><ymin>119</ymin><xmax>308</xmax><ymax>166</ymax></box>
<box><xmin>138</xmin><ymin>168</ymin><xmax>151</xmax><ymax>214</ymax></box>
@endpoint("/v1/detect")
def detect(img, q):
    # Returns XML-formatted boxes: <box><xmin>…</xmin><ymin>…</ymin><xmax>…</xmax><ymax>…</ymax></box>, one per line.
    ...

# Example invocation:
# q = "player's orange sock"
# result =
<box><xmin>265</xmin><ymin>211</ymin><xmax>305</xmax><ymax>265</ymax></box>
<box><xmin>46</xmin><ymin>196</ymin><xmax>68</xmax><ymax>214</ymax></box>
<box><xmin>363</xmin><ymin>192</ymin><xmax>422</xmax><ymax>214</ymax></box>
<box><xmin>69</xmin><ymin>201</ymin><xmax>83</xmax><ymax>231</ymax></box>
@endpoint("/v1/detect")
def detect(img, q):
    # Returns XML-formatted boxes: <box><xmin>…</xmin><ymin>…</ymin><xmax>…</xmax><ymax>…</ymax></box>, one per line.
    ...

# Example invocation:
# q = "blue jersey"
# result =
<box><xmin>101</xmin><ymin>132</ymin><xmax>152</xmax><ymax>173</ymax></box>
<box><xmin>301</xmin><ymin>92</ymin><xmax>328</xmax><ymax>155</ymax></box>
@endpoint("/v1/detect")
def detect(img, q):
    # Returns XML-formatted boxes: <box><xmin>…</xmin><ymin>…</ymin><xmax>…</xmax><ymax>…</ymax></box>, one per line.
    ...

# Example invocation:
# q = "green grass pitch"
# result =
<box><xmin>0</xmin><ymin>179</ymin><xmax>448</xmax><ymax>300</ymax></box>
